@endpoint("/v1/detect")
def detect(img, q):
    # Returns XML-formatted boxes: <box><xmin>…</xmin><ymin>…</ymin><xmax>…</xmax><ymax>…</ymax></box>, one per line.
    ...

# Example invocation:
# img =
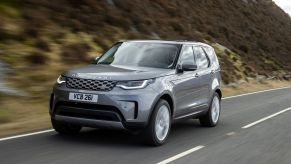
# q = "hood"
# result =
<box><xmin>63</xmin><ymin>64</ymin><xmax>175</xmax><ymax>81</ymax></box>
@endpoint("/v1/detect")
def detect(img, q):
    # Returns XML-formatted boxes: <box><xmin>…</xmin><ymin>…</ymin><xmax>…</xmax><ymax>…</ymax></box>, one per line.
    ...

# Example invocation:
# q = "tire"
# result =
<box><xmin>199</xmin><ymin>93</ymin><xmax>221</xmax><ymax>127</ymax></box>
<box><xmin>143</xmin><ymin>99</ymin><xmax>171</xmax><ymax>146</ymax></box>
<box><xmin>51</xmin><ymin>118</ymin><xmax>82</xmax><ymax>134</ymax></box>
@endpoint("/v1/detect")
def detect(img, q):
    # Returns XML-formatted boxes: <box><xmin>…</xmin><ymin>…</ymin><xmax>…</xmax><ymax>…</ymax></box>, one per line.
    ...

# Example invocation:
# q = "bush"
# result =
<box><xmin>35</xmin><ymin>39</ymin><xmax>50</xmax><ymax>51</ymax></box>
<box><xmin>170</xmin><ymin>20</ymin><xmax>184</xmax><ymax>33</ymax></box>
<box><xmin>239</xmin><ymin>45</ymin><xmax>249</xmax><ymax>53</ymax></box>
<box><xmin>24</xmin><ymin>26</ymin><xmax>39</xmax><ymax>38</ymax></box>
<box><xmin>207</xmin><ymin>30</ymin><xmax>219</xmax><ymax>38</ymax></box>
<box><xmin>105</xmin><ymin>11</ymin><xmax>131</xmax><ymax>30</ymax></box>
<box><xmin>26</xmin><ymin>51</ymin><xmax>48</xmax><ymax>65</ymax></box>
<box><xmin>0</xmin><ymin>30</ymin><xmax>8</xmax><ymax>41</ymax></box>
<box><xmin>93</xmin><ymin>37</ymin><xmax>112</xmax><ymax>50</ymax></box>
<box><xmin>61</xmin><ymin>43</ymin><xmax>91</xmax><ymax>64</ymax></box>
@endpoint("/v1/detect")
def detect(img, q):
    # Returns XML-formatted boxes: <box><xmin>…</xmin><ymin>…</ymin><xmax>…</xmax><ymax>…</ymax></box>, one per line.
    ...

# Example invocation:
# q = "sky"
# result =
<box><xmin>273</xmin><ymin>0</ymin><xmax>291</xmax><ymax>16</ymax></box>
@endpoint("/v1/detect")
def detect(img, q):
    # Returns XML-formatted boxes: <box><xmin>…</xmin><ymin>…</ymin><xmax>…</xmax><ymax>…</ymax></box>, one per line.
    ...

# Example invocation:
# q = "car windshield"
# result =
<box><xmin>97</xmin><ymin>42</ymin><xmax>180</xmax><ymax>69</ymax></box>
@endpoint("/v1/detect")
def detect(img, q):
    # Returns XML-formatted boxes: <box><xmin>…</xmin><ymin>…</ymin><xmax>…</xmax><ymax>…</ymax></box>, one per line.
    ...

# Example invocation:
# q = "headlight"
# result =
<box><xmin>57</xmin><ymin>75</ymin><xmax>66</xmax><ymax>84</ymax></box>
<box><xmin>116</xmin><ymin>79</ymin><xmax>154</xmax><ymax>90</ymax></box>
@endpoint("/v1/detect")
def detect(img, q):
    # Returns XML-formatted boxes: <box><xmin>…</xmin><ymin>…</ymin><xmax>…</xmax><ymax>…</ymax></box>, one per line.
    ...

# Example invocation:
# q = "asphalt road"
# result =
<box><xmin>1</xmin><ymin>87</ymin><xmax>291</xmax><ymax>164</ymax></box>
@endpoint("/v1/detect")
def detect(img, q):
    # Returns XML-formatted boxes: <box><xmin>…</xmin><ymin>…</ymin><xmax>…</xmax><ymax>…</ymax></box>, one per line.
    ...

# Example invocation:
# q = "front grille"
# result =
<box><xmin>66</xmin><ymin>77</ymin><xmax>116</xmax><ymax>91</ymax></box>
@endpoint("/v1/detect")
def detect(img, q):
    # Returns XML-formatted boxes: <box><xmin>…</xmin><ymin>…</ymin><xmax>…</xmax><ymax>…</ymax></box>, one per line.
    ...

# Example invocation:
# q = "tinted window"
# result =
<box><xmin>97</xmin><ymin>42</ymin><xmax>180</xmax><ymax>69</ymax></box>
<box><xmin>179</xmin><ymin>45</ymin><xmax>195</xmax><ymax>65</ymax></box>
<box><xmin>204</xmin><ymin>46</ymin><xmax>219</xmax><ymax>67</ymax></box>
<box><xmin>193</xmin><ymin>47</ymin><xmax>209</xmax><ymax>69</ymax></box>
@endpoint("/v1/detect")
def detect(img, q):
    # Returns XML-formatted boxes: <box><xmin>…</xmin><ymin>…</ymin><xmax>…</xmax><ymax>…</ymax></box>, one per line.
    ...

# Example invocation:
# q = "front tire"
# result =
<box><xmin>51</xmin><ymin>119</ymin><xmax>82</xmax><ymax>134</ymax></box>
<box><xmin>143</xmin><ymin>100</ymin><xmax>171</xmax><ymax>146</ymax></box>
<box><xmin>199</xmin><ymin>93</ymin><xmax>221</xmax><ymax>127</ymax></box>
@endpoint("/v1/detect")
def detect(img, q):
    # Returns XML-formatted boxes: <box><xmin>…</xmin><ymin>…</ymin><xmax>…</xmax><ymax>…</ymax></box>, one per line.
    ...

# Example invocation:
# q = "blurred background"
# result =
<box><xmin>0</xmin><ymin>0</ymin><xmax>291</xmax><ymax>136</ymax></box>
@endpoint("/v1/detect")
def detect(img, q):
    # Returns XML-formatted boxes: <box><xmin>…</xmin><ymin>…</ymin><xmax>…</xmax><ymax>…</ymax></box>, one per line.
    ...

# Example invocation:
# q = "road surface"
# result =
<box><xmin>0</xmin><ymin>87</ymin><xmax>291</xmax><ymax>164</ymax></box>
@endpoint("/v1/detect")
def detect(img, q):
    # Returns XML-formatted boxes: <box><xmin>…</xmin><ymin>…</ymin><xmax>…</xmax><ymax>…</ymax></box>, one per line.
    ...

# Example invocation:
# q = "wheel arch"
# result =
<box><xmin>149</xmin><ymin>92</ymin><xmax>175</xmax><ymax>121</ymax></box>
<box><xmin>215</xmin><ymin>88</ymin><xmax>222</xmax><ymax>99</ymax></box>
<box><xmin>160</xmin><ymin>94</ymin><xmax>174</xmax><ymax>116</ymax></box>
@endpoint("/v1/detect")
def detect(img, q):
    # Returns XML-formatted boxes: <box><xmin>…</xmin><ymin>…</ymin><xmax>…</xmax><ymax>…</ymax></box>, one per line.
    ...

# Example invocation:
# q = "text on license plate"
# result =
<box><xmin>69</xmin><ymin>93</ymin><xmax>98</xmax><ymax>102</ymax></box>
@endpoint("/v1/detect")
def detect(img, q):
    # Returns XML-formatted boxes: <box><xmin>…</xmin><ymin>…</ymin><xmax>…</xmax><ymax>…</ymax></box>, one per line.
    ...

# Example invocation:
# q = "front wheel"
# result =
<box><xmin>143</xmin><ymin>100</ymin><xmax>171</xmax><ymax>146</ymax></box>
<box><xmin>199</xmin><ymin>93</ymin><xmax>221</xmax><ymax>127</ymax></box>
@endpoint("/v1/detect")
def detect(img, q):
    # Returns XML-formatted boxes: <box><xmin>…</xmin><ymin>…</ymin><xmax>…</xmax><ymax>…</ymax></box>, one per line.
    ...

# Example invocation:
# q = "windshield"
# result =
<box><xmin>97</xmin><ymin>42</ymin><xmax>180</xmax><ymax>69</ymax></box>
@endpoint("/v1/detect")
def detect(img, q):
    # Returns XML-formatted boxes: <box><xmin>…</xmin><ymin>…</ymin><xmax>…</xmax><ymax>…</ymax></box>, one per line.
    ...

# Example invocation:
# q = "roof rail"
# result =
<box><xmin>175</xmin><ymin>40</ymin><xmax>188</xmax><ymax>42</ymax></box>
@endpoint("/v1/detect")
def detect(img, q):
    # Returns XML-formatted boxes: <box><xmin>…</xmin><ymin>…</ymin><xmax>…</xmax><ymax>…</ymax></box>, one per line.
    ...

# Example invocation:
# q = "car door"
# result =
<box><xmin>193</xmin><ymin>46</ymin><xmax>212</xmax><ymax>107</ymax></box>
<box><xmin>172</xmin><ymin>45</ymin><xmax>203</xmax><ymax>117</ymax></box>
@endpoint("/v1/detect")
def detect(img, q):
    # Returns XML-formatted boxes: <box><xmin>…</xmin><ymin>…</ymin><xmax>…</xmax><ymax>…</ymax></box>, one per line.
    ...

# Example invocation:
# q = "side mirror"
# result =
<box><xmin>177</xmin><ymin>62</ymin><xmax>197</xmax><ymax>73</ymax></box>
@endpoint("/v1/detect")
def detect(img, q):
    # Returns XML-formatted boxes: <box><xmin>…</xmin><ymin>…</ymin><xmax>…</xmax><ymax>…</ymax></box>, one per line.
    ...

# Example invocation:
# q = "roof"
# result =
<box><xmin>119</xmin><ymin>40</ymin><xmax>211</xmax><ymax>47</ymax></box>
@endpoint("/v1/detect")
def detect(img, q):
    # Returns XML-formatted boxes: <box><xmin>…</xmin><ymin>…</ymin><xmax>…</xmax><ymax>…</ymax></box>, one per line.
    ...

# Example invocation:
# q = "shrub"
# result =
<box><xmin>24</xmin><ymin>26</ymin><xmax>39</xmax><ymax>38</ymax></box>
<box><xmin>0</xmin><ymin>30</ymin><xmax>8</xmax><ymax>41</ymax></box>
<box><xmin>35</xmin><ymin>39</ymin><xmax>50</xmax><ymax>51</ymax></box>
<box><xmin>238</xmin><ymin>45</ymin><xmax>249</xmax><ymax>53</ymax></box>
<box><xmin>170</xmin><ymin>20</ymin><xmax>184</xmax><ymax>33</ymax></box>
<box><xmin>207</xmin><ymin>30</ymin><xmax>219</xmax><ymax>38</ymax></box>
<box><xmin>93</xmin><ymin>37</ymin><xmax>112</xmax><ymax>51</ymax></box>
<box><xmin>105</xmin><ymin>11</ymin><xmax>131</xmax><ymax>30</ymax></box>
<box><xmin>61</xmin><ymin>43</ymin><xmax>91</xmax><ymax>64</ymax></box>
<box><xmin>26</xmin><ymin>51</ymin><xmax>48</xmax><ymax>65</ymax></box>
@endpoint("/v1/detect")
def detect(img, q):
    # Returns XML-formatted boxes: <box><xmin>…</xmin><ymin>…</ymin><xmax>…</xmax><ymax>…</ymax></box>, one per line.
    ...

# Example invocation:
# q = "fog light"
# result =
<box><xmin>118</xmin><ymin>101</ymin><xmax>135</xmax><ymax>110</ymax></box>
<box><xmin>117</xmin><ymin>101</ymin><xmax>136</xmax><ymax>119</ymax></box>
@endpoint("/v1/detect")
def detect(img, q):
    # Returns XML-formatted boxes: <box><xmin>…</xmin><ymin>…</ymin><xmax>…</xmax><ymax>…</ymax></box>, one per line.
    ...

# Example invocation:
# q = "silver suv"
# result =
<box><xmin>49</xmin><ymin>40</ymin><xmax>222</xmax><ymax>146</ymax></box>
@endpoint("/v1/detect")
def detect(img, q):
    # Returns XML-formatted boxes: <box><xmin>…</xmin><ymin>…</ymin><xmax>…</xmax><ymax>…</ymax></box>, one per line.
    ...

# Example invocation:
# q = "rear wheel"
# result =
<box><xmin>143</xmin><ymin>100</ymin><xmax>171</xmax><ymax>146</ymax></box>
<box><xmin>51</xmin><ymin>119</ymin><xmax>82</xmax><ymax>134</ymax></box>
<box><xmin>199</xmin><ymin>93</ymin><xmax>221</xmax><ymax>127</ymax></box>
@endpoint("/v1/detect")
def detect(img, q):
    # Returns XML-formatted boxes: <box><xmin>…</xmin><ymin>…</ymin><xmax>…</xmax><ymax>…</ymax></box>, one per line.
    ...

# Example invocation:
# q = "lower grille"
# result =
<box><xmin>66</xmin><ymin>77</ymin><xmax>116</xmax><ymax>91</ymax></box>
<box><xmin>54</xmin><ymin>102</ymin><xmax>124</xmax><ymax>122</ymax></box>
<box><xmin>57</xmin><ymin>107</ymin><xmax>121</xmax><ymax>121</ymax></box>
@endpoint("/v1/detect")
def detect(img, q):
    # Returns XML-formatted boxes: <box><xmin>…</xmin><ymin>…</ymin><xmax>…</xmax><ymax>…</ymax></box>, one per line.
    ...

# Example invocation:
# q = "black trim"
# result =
<box><xmin>53</xmin><ymin>101</ymin><xmax>125</xmax><ymax>121</ymax></box>
<box><xmin>133</xmin><ymin>101</ymin><xmax>138</xmax><ymax>119</ymax></box>
<box><xmin>123</xmin><ymin>122</ymin><xmax>147</xmax><ymax>130</ymax></box>
<box><xmin>171</xmin><ymin>44</ymin><xmax>183</xmax><ymax>69</ymax></box>
<box><xmin>56</xmin><ymin>106</ymin><xmax>122</xmax><ymax>122</ymax></box>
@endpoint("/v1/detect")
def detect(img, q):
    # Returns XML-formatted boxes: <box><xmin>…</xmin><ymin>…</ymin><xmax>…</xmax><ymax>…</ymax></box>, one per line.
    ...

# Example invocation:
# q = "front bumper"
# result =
<box><xmin>50</xmin><ymin>83</ymin><xmax>159</xmax><ymax>130</ymax></box>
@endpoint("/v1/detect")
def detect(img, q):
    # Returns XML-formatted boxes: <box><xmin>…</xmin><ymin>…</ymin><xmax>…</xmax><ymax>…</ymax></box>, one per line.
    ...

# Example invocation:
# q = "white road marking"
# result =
<box><xmin>156</xmin><ymin>145</ymin><xmax>205</xmax><ymax>164</ymax></box>
<box><xmin>242</xmin><ymin>107</ymin><xmax>291</xmax><ymax>129</ymax></box>
<box><xmin>222</xmin><ymin>86</ymin><xmax>291</xmax><ymax>100</ymax></box>
<box><xmin>0</xmin><ymin>86</ymin><xmax>290</xmax><ymax>142</ymax></box>
<box><xmin>0</xmin><ymin>129</ymin><xmax>54</xmax><ymax>142</ymax></box>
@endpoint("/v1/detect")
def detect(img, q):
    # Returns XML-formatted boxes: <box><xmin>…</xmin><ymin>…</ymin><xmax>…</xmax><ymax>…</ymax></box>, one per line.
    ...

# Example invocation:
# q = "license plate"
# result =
<box><xmin>69</xmin><ymin>93</ymin><xmax>98</xmax><ymax>102</ymax></box>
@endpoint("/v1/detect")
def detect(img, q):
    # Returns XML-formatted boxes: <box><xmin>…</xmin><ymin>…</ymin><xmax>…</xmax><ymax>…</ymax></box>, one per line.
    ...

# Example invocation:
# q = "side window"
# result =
<box><xmin>193</xmin><ymin>46</ymin><xmax>210</xmax><ymax>69</ymax></box>
<box><xmin>203</xmin><ymin>46</ymin><xmax>219</xmax><ymax>67</ymax></box>
<box><xmin>179</xmin><ymin>45</ymin><xmax>195</xmax><ymax>65</ymax></box>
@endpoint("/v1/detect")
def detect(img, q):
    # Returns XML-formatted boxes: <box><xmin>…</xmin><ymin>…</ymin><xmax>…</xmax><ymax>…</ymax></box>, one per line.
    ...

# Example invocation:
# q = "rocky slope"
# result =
<box><xmin>0</xmin><ymin>0</ymin><xmax>291</xmax><ymax>91</ymax></box>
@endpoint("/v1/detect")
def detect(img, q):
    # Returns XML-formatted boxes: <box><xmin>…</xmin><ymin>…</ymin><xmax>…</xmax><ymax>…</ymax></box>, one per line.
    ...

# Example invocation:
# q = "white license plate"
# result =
<box><xmin>69</xmin><ymin>93</ymin><xmax>98</xmax><ymax>102</ymax></box>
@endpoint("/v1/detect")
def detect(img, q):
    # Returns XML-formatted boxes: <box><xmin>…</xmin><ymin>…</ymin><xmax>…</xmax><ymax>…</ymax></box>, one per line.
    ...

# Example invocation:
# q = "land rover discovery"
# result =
<box><xmin>49</xmin><ymin>40</ymin><xmax>222</xmax><ymax>146</ymax></box>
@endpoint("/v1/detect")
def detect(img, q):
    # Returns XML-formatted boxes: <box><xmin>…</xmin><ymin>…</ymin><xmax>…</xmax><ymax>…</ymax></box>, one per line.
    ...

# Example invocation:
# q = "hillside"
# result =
<box><xmin>1</xmin><ymin>0</ymin><xmax>291</xmax><ymax>90</ymax></box>
<box><xmin>1</xmin><ymin>0</ymin><xmax>291</xmax><ymax>86</ymax></box>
